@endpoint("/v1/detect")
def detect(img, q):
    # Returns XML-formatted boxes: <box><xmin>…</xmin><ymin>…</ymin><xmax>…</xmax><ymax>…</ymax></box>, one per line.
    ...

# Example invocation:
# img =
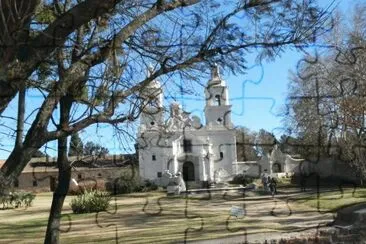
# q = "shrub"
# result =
<box><xmin>106</xmin><ymin>169</ymin><xmax>141</xmax><ymax>194</ymax></box>
<box><xmin>0</xmin><ymin>191</ymin><xmax>35</xmax><ymax>209</ymax></box>
<box><xmin>275</xmin><ymin>177</ymin><xmax>292</xmax><ymax>187</ymax></box>
<box><xmin>290</xmin><ymin>173</ymin><xmax>359</xmax><ymax>187</ymax></box>
<box><xmin>230</xmin><ymin>174</ymin><xmax>255</xmax><ymax>185</ymax></box>
<box><xmin>106</xmin><ymin>177</ymin><xmax>140</xmax><ymax>194</ymax></box>
<box><xmin>70</xmin><ymin>190</ymin><xmax>111</xmax><ymax>214</ymax></box>
<box><xmin>139</xmin><ymin>180</ymin><xmax>159</xmax><ymax>192</ymax></box>
<box><xmin>13</xmin><ymin>192</ymin><xmax>36</xmax><ymax>207</ymax></box>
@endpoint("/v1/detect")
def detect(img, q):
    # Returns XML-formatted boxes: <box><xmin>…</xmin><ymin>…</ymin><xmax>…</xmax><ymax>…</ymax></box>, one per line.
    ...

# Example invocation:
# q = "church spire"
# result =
<box><xmin>145</xmin><ymin>64</ymin><xmax>161</xmax><ymax>89</ymax></box>
<box><xmin>211</xmin><ymin>63</ymin><xmax>220</xmax><ymax>79</ymax></box>
<box><xmin>204</xmin><ymin>64</ymin><xmax>232</xmax><ymax>127</ymax></box>
<box><xmin>208</xmin><ymin>63</ymin><xmax>225</xmax><ymax>86</ymax></box>
<box><xmin>147</xmin><ymin>64</ymin><xmax>154</xmax><ymax>77</ymax></box>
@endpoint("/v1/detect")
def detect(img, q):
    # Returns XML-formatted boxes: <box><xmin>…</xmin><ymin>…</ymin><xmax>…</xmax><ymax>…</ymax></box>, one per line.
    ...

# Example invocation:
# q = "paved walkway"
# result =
<box><xmin>191</xmin><ymin>227</ymin><xmax>334</xmax><ymax>244</ymax></box>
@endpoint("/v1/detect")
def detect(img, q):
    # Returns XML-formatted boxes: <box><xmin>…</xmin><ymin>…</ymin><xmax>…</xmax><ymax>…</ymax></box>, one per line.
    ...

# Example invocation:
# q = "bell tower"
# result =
<box><xmin>204</xmin><ymin>64</ymin><xmax>232</xmax><ymax>127</ymax></box>
<box><xmin>140</xmin><ymin>66</ymin><xmax>164</xmax><ymax>130</ymax></box>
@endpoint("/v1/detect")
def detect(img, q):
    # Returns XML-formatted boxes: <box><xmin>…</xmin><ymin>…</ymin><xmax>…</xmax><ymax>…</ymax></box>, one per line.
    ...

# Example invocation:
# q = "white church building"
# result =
<box><xmin>137</xmin><ymin>65</ymin><xmax>238</xmax><ymax>186</ymax></box>
<box><xmin>137</xmin><ymin>65</ymin><xmax>301</xmax><ymax>186</ymax></box>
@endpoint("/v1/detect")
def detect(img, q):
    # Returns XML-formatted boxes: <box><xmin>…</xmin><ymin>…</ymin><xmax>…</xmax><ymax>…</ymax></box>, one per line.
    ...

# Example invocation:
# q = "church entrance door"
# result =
<box><xmin>272</xmin><ymin>162</ymin><xmax>282</xmax><ymax>173</ymax></box>
<box><xmin>183</xmin><ymin>161</ymin><xmax>195</xmax><ymax>181</ymax></box>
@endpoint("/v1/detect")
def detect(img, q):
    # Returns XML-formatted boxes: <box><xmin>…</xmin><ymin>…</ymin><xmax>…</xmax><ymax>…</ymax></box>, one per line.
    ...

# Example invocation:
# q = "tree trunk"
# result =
<box><xmin>44</xmin><ymin>96</ymin><xmax>72</xmax><ymax>244</ymax></box>
<box><xmin>0</xmin><ymin>145</ymin><xmax>38</xmax><ymax>186</ymax></box>
<box><xmin>0</xmin><ymin>83</ymin><xmax>18</xmax><ymax>116</ymax></box>
<box><xmin>15</xmin><ymin>83</ymin><xmax>25</xmax><ymax>147</ymax></box>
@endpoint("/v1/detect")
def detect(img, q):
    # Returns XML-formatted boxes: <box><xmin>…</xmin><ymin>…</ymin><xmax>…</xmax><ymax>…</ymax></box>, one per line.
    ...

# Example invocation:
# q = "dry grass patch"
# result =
<box><xmin>0</xmin><ymin>188</ymin><xmax>352</xmax><ymax>243</ymax></box>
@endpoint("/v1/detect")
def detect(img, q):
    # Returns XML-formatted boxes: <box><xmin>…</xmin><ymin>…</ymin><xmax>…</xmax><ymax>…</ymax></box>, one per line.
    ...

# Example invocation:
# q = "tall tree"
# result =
<box><xmin>278</xmin><ymin>134</ymin><xmax>301</xmax><ymax>155</ymax></box>
<box><xmin>68</xmin><ymin>133</ymin><xmax>83</xmax><ymax>157</ymax></box>
<box><xmin>83</xmin><ymin>141</ymin><xmax>109</xmax><ymax>157</ymax></box>
<box><xmin>235</xmin><ymin>126</ymin><xmax>259</xmax><ymax>161</ymax></box>
<box><xmin>0</xmin><ymin>0</ymin><xmax>124</xmax><ymax>114</ymax></box>
<box><xmin>44</xmin><ymin>95</ymin><xmax>73</xmax><ymax>243</ymax></box>
<box><xmin>256</xmin><ymin>129</ymin><xmax>277</xmax><ymax>156</ymax></box>
<box><xmin>285</xmin><ymin>3</ymin><xmax>366</xmax><ymax>173</ymax></box>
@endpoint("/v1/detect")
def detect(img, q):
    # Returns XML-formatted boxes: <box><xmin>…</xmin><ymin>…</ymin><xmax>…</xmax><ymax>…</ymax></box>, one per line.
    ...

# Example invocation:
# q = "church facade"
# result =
<box><xmin>137</xmin><ymin>66</ymin><xmax>359</xmax><ymax>186</ymax></box>
<box><xmin>137</xmin><ymin>66</ymin><xmax>238</xmax><ymax>185</ymax></box>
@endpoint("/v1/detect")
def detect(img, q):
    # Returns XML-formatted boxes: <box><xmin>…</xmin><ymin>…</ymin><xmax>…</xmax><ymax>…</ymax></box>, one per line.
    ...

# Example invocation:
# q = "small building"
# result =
<box><xmin>0</xmin><ymin>154</ymin><xmax>137</xmax><ymax>192</ymax></box>
<box><xmin>234</xmin><ymin>145</ymin><xmax>303</xmax><ymax>178</ymax></box>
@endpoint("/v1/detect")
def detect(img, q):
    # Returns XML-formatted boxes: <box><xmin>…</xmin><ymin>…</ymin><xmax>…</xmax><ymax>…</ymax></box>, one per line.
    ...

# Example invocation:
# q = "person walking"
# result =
<box><xmin>269</xmin><ymin>177</ymin><xmax>277</xmax><ymax>197</ymax></box>
<box><xmin>261</xmin><ymin>173</ymin><xmax>268</xmax><ymax>191</ymax></box>
<box><xmin>300</xmin><ymin>175</ymin><xmax>306</xmax><ymax>192</ymax></box>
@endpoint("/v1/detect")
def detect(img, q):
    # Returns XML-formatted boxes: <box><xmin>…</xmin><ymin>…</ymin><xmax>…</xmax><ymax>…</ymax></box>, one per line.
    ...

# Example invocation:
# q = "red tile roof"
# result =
<box><xmin>0</xmin><ymin>160</ymin><xmax>5</xmax><ymax>168</ymax></box>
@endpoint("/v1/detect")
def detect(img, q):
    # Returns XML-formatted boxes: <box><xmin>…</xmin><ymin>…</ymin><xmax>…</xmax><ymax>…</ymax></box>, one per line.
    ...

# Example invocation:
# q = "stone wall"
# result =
<box><xmin>234</xmin><ymin>161</ymin><xmax>261</xmax><ymax>177</ymax></box>
<box><xmin>14</xmin><ymin>167</ymin><xmax>127</xmax><ymax>192</ymax></box>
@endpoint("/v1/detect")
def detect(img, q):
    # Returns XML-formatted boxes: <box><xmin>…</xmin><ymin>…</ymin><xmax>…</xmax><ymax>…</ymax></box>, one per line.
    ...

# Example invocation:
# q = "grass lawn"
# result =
<box><xmin>290</xmin><ymin>187</ymin><xmax>366</xmax><ymax>212</ymax></box>
<box><xmin>0</xmin><ymin>187</ymin><xmax>365</xmax><ymax>243</ymax></box>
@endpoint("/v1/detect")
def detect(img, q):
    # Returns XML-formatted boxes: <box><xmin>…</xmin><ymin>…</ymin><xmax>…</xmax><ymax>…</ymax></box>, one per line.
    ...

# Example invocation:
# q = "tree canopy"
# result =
<box><xmin>83</xmin><ymin>141</ymin><xmax>109</xmax><ymax>157</ymax></box>
<box><xmin>68</xmin><ymin>133</ymin><xmax>83</xmax><ymax>157</ymax></box>
<box><xmin>0</xmin><ymin>0</ymin><xmax>333</xmax><ymax>187</ymax></box>
<box><xmin>284</xmin><ymin>3</ymin><xmax>366</xmax><ymax>173</ymax></box>
<box><xmin>235</xmin><ymin>126</ymin><xmax>259</xmax><ymax>161</ymax></box>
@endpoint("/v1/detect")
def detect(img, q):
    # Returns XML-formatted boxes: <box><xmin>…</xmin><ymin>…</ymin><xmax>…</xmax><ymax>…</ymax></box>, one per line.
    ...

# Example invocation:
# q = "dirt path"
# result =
<box><xmin>191</xmin><ymin>189</ymin><xmax>335</xmax><ymax>243</ymax></box>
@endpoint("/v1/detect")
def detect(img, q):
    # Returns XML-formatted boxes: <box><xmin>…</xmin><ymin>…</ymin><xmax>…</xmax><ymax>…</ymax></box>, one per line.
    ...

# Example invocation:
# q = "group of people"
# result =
<box><xmin>261</xmin><ymin>174</ymin><xmax>277</xmax><ymax>197</ymax></box>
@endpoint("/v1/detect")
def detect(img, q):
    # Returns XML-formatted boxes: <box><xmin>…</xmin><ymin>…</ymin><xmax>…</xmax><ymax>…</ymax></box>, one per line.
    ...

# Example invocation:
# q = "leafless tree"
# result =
<box><xmin>285</xmin><ymin>2</ymin><xmax>366</xmax><ymax>176</ymax></box>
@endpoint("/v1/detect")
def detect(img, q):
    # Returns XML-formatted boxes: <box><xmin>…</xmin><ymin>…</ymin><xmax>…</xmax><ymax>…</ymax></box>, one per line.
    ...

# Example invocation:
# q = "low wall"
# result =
<box><xmin>234</xmin><ymin>162</ymin><xmax>261</xmax><ymax>177</ymax></box>
<box><xmin>14</xmin><ymin>167</ymin><xmax>130</xmax><ymax>192</ymax></box>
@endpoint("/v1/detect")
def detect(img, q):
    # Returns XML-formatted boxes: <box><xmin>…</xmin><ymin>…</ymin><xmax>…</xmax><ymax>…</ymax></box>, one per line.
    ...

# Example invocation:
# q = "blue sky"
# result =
<box><xmin>0</xmin><ymin>0</ymin><xmax>359</xmax><ymax>159</ymax></box>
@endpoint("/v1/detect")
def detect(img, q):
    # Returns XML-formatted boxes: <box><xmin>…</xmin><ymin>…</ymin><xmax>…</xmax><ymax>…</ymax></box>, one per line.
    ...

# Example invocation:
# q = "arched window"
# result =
<box><xmin>214</xmin><ymin>95</ymin><xmax>221</xmax><ymax>106</ymax></box>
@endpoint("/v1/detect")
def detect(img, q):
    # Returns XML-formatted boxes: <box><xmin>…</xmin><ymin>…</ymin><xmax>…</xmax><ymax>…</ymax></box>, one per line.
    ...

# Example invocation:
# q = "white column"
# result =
<box><xmin>209</xmin><ymin>157</ymin><xmax>214</xmax><ymax>182</ymax></box>
<box><xmin>172</xmin><ymin>141</ymin><xmax>179</xmax><ymax>174</ymax></box>
<box><xmin>208</xmin><ymin>143</ymin><xmax>214</xmax><ymax>182</ymax></box>
<box><xmin>173</xmin><ymin>156</ymin><xmax>178</xmax><ymax>174</ymax></box>
<box><xmin>201</xmin><ymin>157</ymin><xmax>207</xmax><ymax>181</ymax></box>
<box><xmin>269</xmin><ymin>161</ymin><xmax>273</xmax><ymax>174</ymax></box>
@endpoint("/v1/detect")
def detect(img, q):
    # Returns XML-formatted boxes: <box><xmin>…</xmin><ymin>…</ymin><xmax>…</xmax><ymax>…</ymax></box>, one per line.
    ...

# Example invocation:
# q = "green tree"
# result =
<box><xmin>278</xmin><ymin>134</ymin><xmax>300</xmax><ymax>155</ymax></box>
<box><xmin>235</xmin><ymin>126</ymin><xmax>259</xmax><ymax>161</ymax></box>
<box><xmin>255</xmin><ymin>129</ymin><xmax>277</xmax><ymax>156</ymax></box>
<box><xmin>68</xmin><ymin>133</ymin><xmax>83</xmax><ymax>157</ymax></box>
<box><xmin>83</xmin><ymin>141</ymin><xmax>109</xmax><ymax>157</ymax></box>
<box><xmin>0</xmin><ymin>0</ymin><xmax>122</xmax><ymax>115</ymax></box>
